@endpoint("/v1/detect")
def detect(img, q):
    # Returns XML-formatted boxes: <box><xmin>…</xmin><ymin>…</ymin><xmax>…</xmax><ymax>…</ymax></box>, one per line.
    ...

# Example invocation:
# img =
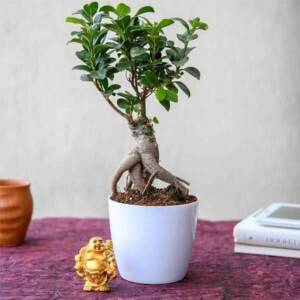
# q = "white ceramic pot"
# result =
<box><xmin>108</xmin><ymin>198</ymin><xmax>199</xmax><ymax>284</ymax></box>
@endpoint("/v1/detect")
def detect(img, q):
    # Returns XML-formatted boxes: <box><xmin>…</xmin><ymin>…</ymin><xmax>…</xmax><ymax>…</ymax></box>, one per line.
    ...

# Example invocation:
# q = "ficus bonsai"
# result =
<box><xmin>66</xmin><ymin>2</ymin><xmax>207</xmax><ymax>200</ymax></box>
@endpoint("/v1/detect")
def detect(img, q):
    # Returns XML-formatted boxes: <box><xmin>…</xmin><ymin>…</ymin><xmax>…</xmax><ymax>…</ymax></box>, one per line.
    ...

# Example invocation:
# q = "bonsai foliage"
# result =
<box><xmin>66</xmin><ymin>2</ymin><xmax>207</xmax><ymax>197</ymax></box>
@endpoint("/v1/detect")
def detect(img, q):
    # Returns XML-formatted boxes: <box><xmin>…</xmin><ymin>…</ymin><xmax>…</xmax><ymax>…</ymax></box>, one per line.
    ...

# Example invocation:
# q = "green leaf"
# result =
<box><xmin>136</xmin><ymin>6</ymin><xmax>155</xmax><ymax>15</ymax></box>
<box><xmin>105</xmin><ymin>41</ymin><xmax>122</xmax><ymax>49</ymax></box>
<box><xmin>72</xmin><ymin>9</ymin><xmax>84</xmax><ymax>16</ymax></box>
<box><xmin>173</xmin><ymin>57</ymin><xmax>189</xmax><ymax>67</ymax></box>
<box><xmin>174</xmin><ymin>81</ymin><xmax>191</xmax><ymax>97</ymax></box>
<box><xmin>104</xmin><ymin>84</ymin><xmax>121</xmax><ymax>96</ymax></box>
<box><xmin>99</xmin><ymin>5</ymin><xmax>117</xmax><ymax>15</ymax></box>
<box><xmin>83</xmin><ymin>2</ymin><xmax>98</xmax><ymax>18</ymax></box>
<box><xmin>166</xmin><ymin>83</ymin><xmax>178</xmax><ymax>93</ymax></box>
<box><xmin>160</xmin><ymin>100</ymin><xmax>170</xmax><ymax>111</ymax></box>
<box><xmin>75</xmin><ymin>50</ymin><xmax>90</xmax><ymax>63</ymax></box>
<box><xmin>198</xmin><ymin>22</ymin><xmax>208</xmax><ymax>30</ymax></box>
<box><xmin>173</xmin><ymin>17</ymin><xmax>189</xmax><ymax>30</ymax></box>
<box><xmin>80</xmin><ymin>36</ymin><xmax>90</xmax><ymax>50</ymax></box>
<box><xmin>101</xmin><ymin>78</ymin><xmax>109</xmax><ymax>90</ymax></box>
<box><xmin>103</xmin><ymin>24</ymin><xmax>122</xmax><ymax>34</ymax></box>
<box><xmin>94</xmin><ymin>13</ymin><xmax>102</xmax><ymax>23</ymax></box>
<box><xmin>132</xmin><ymin>104</ymin><xmax>140</xmax><ymax>113</ymax></box>
<box><xmin>90</xmin><ymin>69</ymin><xmax>107</xmax><ymax>80</ymax></box>
<box><xmin>166</xmin><ymin>49</ymin><xmax>179</xmax><ymax>61</ymax></box>
<box><xmin>158</xmin><ymin>19</ymin><xmax>174</xmax><ymax>30</ymax></box>
<box><xmin>155</xmin><ymin>87</ymin><xmax>166</xmax><ymax>101</ymax></box>
<box><xmin>117</xmin><ymin>99</ymin><xmax>129</xmax><ymax>109</ymax></box>
<box><xmin>189</xmin><ymin>17</ymin><xmax>200</xmax><ymax>28</ymax></box>
<box><xmin>189</xmin><ymin>17</ymin><xmax>208</xmax><ymax>30</ymax></box>
<box><xmin>94</xmin><ymin>29</ymin><xmax>108</xmax><ymax>44</ymax></box>
<box><xmin>166</xmin><ymin>40</ymin><xmax>175</xmax><ymax>47</ymax></box>
<box><xmin>116</xmin><ymin>58</ymin><xmax>133</xmax><ymax>71</ymax></box>
<box><xmin>130</xmin><ymin>47</ymin><xmax>147</xmax><ymax>58</ymax></box>
<box><xmin>186</xmin><ymin>33</ymin><xmax>198</xmax><ymax>42</ymax></box>
<box><xmin>72</xmin><ymin>9</ymin><xmax>89</xmax><ymax>21</ymax></box>
<box><xmin>185</xmin><ymin>47</ymin><xmax>196</xmax><ymax>55</ymax></box>
<box><xmin>94</xmin><ymin>44</ymin><xmax>110</xmax><ymax>56</ymax></box>
<box><xmin>67</xmin><ymin>38</ymin><xmax>82</xmax><ymax>45</ymax></box>
<box><xmin>108</xmin><ymin>84</ymin><xmax>121</xmax><ymax>91</ymax></box>
<box><xmin>105</xmin><ymin>57</ymin><xmax>117</xmax><ymax>65</ymax></box>
<box><xmin>90</xmin><ymin>2</ymin><xmax>99</xmax><ymax>15</ymax></box>
<box><xmin>177</xmin><ymin>34</ymin><xmax>187</xmax><ymax>44</ymax></box>
<box><xmin>184</xmin><ymin>67</ymin><xmax>200</xmax><ymax>79</ymax></box>
<box><xmin>106</xmin><ymin>67</ymin><xmax>118</xmax><ymax>80</ymax></box>
<box><xmin>166</xmin><ymin>89</ymin><xmax>178</xmax><ymax>102</ymax></box>
<box><xmin>70</xmin><ymin>31</ymin><xmax>81</xmax><ymax>36</ymax></box>
<box><xmin>116</xmin><ymin>3</ymin><xmax>131</xmax><ymax>17</ymax></box>
<box><xmin>116</xmin><ymin>15</ymin><xmax>131</xmax><ymax>28</ymax></box>
<box><xmin>80</xmin><ymin>74</ymin><xmax>92</xmax><ymax>81</ymax></box>
<box><xmin>144</xmin><ymin>71</ymin><xmax>160</xmax><ymax>87</ymax></box>
<box><xmin>118</xmin><ymin>92</ymin><xmax>137</xmax><ymax>102</ymax></box>
<box><xmin>72</xmin><ymin>65</ymin><xmax>91</xmax><ymax>72</ymax></box>
<box><xmin>153</xmin><ymin>116</ymin><xmax>159</xmax><ymax>124</ymax></box>
<box><xmin>65</xmin><ymin>17</ymin><xmax>85</xmax><ymax>26</ymax></box>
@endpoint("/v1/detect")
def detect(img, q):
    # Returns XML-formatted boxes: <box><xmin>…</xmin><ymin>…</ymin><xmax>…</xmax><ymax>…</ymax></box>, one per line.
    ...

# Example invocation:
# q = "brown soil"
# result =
<box><xmin>111</xmin><ymin>185</ymin><xmax>197</xmax><ymax>206</ymax></box>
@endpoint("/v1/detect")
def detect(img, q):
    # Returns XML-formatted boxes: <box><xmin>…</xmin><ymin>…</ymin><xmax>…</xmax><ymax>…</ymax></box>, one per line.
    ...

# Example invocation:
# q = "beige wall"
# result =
<box><xmin>0</xmin><ymin>0</ymin><xmax>299</xmax><ymax>220</ymax></box>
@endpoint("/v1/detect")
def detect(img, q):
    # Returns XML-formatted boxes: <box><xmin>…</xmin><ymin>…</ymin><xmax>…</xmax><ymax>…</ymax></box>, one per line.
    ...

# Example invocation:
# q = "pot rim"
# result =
<box><xmin>109</xmin><ymin>197</ymin><xmax>198</xmax><ymax>208</ymax></box>
<box><xmin>0</xmin><ymin>179</ymin><xmax>31</xmax><ymax>189</ymax></box>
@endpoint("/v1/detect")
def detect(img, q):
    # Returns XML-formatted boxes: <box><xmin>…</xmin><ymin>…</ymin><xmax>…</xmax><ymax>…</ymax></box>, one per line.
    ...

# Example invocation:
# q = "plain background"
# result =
<box><xmin>0</xmin><ymin>0</ymin><xmax>299</xmax><ymax>220</ymax></box>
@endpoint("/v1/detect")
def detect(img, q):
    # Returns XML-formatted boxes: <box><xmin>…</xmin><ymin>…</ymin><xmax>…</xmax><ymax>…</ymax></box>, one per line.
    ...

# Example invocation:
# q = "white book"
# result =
<box><xmin>235</xmin><ymin>243</ymin><xmax>300</xmax><ymax>259</ymax></box>
<box><xmin>233</xmin><ymin>210</ymin><xmax>300</xmax><ymax>250</ymax></box>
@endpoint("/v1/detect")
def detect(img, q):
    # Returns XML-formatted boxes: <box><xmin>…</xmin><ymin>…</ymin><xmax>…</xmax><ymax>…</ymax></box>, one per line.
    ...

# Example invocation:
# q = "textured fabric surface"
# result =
<box><xmin>0</xmin><ymin>218</ymin><xmax>299</xmax><ymax>300</ymax></box>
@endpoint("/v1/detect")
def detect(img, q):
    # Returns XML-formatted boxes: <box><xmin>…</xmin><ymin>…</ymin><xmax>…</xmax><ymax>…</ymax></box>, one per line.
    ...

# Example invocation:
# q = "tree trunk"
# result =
<box><xmin>111</xmin><ymin>124</ymin><xmax>189</xmax><ymax>197</ymax></box>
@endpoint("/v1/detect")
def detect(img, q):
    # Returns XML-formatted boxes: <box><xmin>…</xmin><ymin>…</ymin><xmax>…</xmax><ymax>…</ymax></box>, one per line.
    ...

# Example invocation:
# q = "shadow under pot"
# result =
<box><xmin>0</xmin><ymin>179</ymin><xmax>33</xmax><ymax>246</ymax></box>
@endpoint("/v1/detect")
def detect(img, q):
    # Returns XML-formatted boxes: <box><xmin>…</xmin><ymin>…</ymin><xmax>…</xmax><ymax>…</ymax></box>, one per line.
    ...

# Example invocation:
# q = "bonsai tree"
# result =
<box><xmin>66</xmin><ymin>2</ymin><xmax>207</xmax><ymax>199</ymax></box>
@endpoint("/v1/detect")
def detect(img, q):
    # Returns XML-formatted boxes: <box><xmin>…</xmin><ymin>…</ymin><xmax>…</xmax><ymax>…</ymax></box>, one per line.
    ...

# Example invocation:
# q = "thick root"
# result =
<box><xmin>140</xmin><ymin>153</ymin><xmax>189</xmax><ymax>196</ymax></box>
<box><xmin>125</xmin><ymin>174</ymin><xmax>132</xmax><ymax>191</ymax></box>
<box><xmin>111</xmin><ymin>125</ymin><xmax>189</xmax><ymax>197</ymax></box>
<box><xmin>142</xmin><ymin>171</ymin><xmax>158</xmax><ymax>195</ymax></box>
<box><xmin>176</xmin><ymin>176</ymin><xmax>190</xmax><ymax>186</ymax></box>
<box><xmin>111</xmin><ymin>152</ymin><xmax>140</xmax><ymax>194</ymax></box>
<box><xmin>128</xmin><ymin>162</ymin><xmax>146</xmax><ymax>192</ymax></box>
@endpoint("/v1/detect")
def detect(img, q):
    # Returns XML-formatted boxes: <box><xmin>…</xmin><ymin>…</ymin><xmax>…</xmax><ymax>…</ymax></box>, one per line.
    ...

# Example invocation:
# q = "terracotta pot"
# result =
<box><xmin>0</xmin><ymin>179</ymin><xmax>33</xmax><ymax>246</ymax></box>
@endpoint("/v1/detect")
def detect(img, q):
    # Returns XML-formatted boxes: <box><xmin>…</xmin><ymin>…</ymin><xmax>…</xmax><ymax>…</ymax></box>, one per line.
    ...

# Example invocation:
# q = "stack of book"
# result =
<box><xmin>233</xmin><ymin>204</ymin><xmax>300</xmax><ymax>258</ymax></box>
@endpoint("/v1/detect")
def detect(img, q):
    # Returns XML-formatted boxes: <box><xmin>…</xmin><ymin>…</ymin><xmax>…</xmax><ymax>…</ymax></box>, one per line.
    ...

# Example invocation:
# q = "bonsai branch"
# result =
<box><xmin>129</xmin><ymin>67</ymin><xmax>140</xmax><ymax>99</ymax></box>
<box><xmin>94</xmin><ymin>81</ymin><xmax>131</xmax><ymax>122</ymax></box>
<box><xmin>140</xmin><ymin>88</ymin><xmax>150</xmax><ymax>120</ymax></box>
<box><xmin>127</xmin><ymin>68</ymin><xmax>151</xmax><ymax>121</ymax></box>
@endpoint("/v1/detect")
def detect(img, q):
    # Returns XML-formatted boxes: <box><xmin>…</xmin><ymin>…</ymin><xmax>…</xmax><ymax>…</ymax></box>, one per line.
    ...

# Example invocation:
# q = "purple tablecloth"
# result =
<box><xmin>0</xmin><ymin>218</ymin><xmax>299</xmax><ymax>300</ymax></box>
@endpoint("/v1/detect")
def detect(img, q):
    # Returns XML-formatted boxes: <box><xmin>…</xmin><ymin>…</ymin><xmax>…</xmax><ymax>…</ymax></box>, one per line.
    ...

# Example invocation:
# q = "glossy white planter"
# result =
<box><xmin>108</xmin><ymin>198</ymin><xmax>199</xmax><ymax>284</ymax></box>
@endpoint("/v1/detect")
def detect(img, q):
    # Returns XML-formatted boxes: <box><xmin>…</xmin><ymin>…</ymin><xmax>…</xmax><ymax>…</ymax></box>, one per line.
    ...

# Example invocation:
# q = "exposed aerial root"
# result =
<box><xmin>125</xmin><ymin>174</ymin><xmax>133</xmax><ymax>191</ymax></box>
<box><xmin>140</xmin><ymin>153</ymin><xmax>189</xmax><ymax>196</ymax></box>
<box><xmin>142</xmin><ymin>171</ymin><xmax>158</xmax><ymax>195</ymax></box>
<box><xmin>111</xmin><ymin>152</ymin><xmax>140</xmax><ymax>194</ymax></box>
<box><xmin>111</xmin><ymin>125</ymin><xmax>189</xmax><ymax>197</ymax></box>
<box><xmin>128</xmin><ymin>162</ymin><xmax>146</xmax><ymax>192</ymax></box>
<box><xmin>176</xmin><ymin>177</ymin><xmax>190</xmax><ymax>186</ymax></box>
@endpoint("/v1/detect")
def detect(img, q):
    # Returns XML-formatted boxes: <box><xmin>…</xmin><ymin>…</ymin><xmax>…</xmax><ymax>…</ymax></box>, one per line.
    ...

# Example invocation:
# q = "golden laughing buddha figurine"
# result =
<box><xmin>74</xmin><ymin>237</ymin><xmax>117</xmax><ymax>292</ymax></box>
